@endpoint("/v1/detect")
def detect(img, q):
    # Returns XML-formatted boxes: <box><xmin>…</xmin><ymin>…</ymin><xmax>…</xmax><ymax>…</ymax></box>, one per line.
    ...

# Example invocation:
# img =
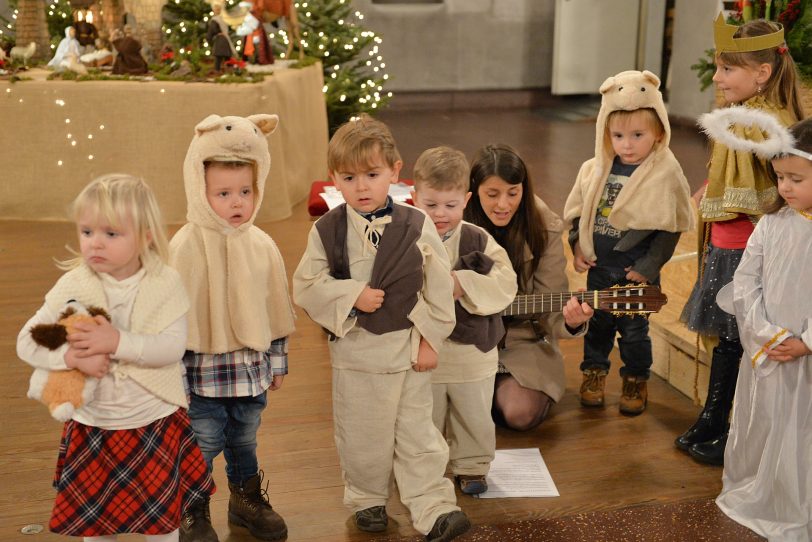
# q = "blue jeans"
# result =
<box><xmin>187</xmin><ymin>391</ymin><xmax>267</xmax><ymax>485</ymax></box>
<box><xmin>580</xmin><ymin>266</ymin><xmax>653</xmax><ymax>379</ymax></box>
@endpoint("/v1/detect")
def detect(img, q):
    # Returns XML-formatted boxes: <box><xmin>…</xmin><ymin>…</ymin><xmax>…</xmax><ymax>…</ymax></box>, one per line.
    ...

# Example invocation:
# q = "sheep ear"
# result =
<box><xmin>195</xmin><ymin>114</ymin><xmax>223</xmax><ymax>135</ymax></box>
<box><xmin>599</xmin><ymin>76</ymin><xmax>616</xmax><ymax>94</ymax></box>
<box><xmin>642</xmin><ymin>70</ymin><xmax>661</xmax><ymax>89</ymax></box>
<box><xmin>248</xmin><ymin>114</ymin><xmax>279</xmax><ymax>136</ymax></box>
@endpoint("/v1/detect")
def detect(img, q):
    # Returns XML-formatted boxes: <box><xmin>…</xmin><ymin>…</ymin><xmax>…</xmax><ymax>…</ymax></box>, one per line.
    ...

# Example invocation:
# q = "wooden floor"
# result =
<box><xmin>0</xmin><ymin>104</ymin><xmax>739</xmax><ymax>542</ymax></box>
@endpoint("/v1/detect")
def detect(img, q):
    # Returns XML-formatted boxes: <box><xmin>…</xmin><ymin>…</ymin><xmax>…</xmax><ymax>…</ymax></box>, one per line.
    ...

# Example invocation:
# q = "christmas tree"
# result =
<box><xmin>278</xmin><ymin>0</ymin><xmax>391</xmax><ymax>132</ymax></box>
<box><xmin>0</xmin><ymin>0</ymin><xmax>74</xmax><ymax>52</ymax></box>
<box><xmin>45</xmin><ymin>0</ymin><xmax>73</xmax><ymax>49</ymax></box>
<box><xmin>161</xmin><ymin>0</ymin><xmax>240</xmax><ymax>58</ymax></box>
<box><xmin>0</xmin><ymin>4</ymin><xmax>14</xmax><ymax>50</ymax></box>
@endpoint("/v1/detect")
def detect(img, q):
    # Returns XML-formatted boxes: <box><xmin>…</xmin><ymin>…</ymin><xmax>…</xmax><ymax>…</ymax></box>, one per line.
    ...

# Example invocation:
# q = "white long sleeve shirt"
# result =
<box><xmin>17</xmin><ymin>269</ymin><xmax>187</xmax><ymax>430</ymax></box>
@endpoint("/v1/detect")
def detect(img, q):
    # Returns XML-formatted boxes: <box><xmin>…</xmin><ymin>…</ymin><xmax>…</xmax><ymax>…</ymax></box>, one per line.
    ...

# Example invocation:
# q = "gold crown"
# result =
<box><xmin>713</xmin><ymin>12</ymin><xmax>784</xmax><ymax>53</ymax></box>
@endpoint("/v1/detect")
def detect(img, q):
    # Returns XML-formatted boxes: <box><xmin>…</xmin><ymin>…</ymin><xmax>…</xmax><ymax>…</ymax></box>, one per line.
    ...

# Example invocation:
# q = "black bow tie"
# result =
<box><xmin>359</xmin><ymin>197</ymin><xmax>394</xmax><ymax>222</ymax></box>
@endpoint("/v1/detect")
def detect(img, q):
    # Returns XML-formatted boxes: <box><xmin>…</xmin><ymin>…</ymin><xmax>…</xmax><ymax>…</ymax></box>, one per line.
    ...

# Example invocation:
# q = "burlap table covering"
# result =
<box><xmin>0</xmin><ymin>62</ymin><xmax>328</xmax><ymax>223</ymax></box>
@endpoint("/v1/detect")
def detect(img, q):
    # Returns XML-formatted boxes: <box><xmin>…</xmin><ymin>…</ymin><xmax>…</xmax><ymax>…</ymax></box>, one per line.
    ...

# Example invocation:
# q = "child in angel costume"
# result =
<box><xmin>701</xmin><ymin>106</ymin><xmax>812</xmax><ymax>541</ymax></box>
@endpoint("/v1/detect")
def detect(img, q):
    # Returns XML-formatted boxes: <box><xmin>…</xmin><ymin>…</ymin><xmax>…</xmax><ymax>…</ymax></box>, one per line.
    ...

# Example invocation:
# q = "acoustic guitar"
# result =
<box><xmin>502</xmin><ymin>284</ymin><xmax>668</xmax><ymax>317</ymax></box>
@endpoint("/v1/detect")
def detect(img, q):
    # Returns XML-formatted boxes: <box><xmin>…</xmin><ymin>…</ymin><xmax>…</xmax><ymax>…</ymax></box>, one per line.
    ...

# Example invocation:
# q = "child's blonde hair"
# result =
<box><xmin>413</xmin><ymin>146</ymin><xmax>470</xmax><ymax>193</ymax></box>
<box><xmin>59</xmin><ymin>174</ymin><xmax>169</xmax><ymax>270</ymax></box>
<box><xmin>606</xmin><ymin>108</ymin><xmax>665</xmax><ymax>137</ymax></box>
<box><xmin>718</xmin><ymin>20</ymin><xmax>805</xmax><ymax>120</ymax></box>
<box><xmin>328</xmin><ymin>114</ymin><xmax>401</xmax><ymax>173</ymax></box>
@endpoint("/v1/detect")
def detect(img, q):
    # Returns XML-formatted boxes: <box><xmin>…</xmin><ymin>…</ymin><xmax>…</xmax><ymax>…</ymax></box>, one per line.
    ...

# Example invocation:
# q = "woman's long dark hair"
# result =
<box><xmin>464</xmin><ymin>144</ymin><xmax>546</xmax><ymax>285</ymax></box>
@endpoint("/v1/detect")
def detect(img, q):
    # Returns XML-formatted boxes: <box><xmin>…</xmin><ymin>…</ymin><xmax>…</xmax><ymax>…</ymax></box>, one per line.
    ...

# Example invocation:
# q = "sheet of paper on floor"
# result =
<box><xmin>320</xmin><ymin>182</ymin><xmax>412</xmax><ymax>210</ymax></box>
<box><xmin>476</xmin><ymin>448</ymin><xmax>559</xmax><ymax>498</ymax></box>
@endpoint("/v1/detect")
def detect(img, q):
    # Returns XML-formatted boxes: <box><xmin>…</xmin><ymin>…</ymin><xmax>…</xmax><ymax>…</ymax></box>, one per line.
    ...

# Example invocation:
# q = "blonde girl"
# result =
<box><xmin>676</xmin><ymin>17</ymin><xmax>804</xmax><ymax>465</ymax></box>
<box><xmin>16</xmin><ymin>174</ymin><xmax>214</xmax><ymax>542</ymax></box>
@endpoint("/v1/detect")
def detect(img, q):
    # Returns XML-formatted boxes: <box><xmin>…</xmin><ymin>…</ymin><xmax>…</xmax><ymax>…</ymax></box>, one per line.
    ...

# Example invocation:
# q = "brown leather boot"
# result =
<box><xmin>179</xmin><ymin>497</ymin><xmax>219</xmax><ymax>542</ymax></box>
<box><xmin>619</xmin><ymin>375</ymin><xmax>648</xmax><ymax>415</ymax></box>
<box><xmin>580</xmin><ymin>368</ymin><xmax>608</xmax><ymax>407</ymax></box>
<box><xmin>228</xmin><ymin>472</ymin><xmax>287</xmax><ymax>540</ymax></box>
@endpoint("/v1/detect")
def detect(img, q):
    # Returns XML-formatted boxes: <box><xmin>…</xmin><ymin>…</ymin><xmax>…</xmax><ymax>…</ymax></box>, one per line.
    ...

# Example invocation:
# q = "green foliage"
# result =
<box><xmin>162</xmin><ymin>0</ymin><xmax>212</xmax><ymax>53</ymax></box>
<box><xmin>786</xmin><ymin>0</ymin><xmax>812</xmax><ymax>79</ymax></box>
<box><xmin>691</xmin><ymin>49</ymin><xmax>717</xmax><ymax>92</ymax></box>
<box><xmin>277</xmin><ymin>0</ymin><xmax>392</xmax><ymax>132</ymax></box>
<box><xmin>161</xmin><ymin>0</ymin><xmax>243</xmax><ymax>64</ymax></box>
<box><xmin>0</xmin><ymin>0</ymin><xmax>77</xmax><ymax>50</ymax></box>
<box><xmin>290</xmin><ymin>56</ymin><xmax>319</xmax><ymax>69</ymax></box>
<box><xmin>46</xmin><ymin>0</ymin><xmax>74</xmax><ymax>50</ymax></box>
<box><xmin>0</xmin><ymin>0</ymin><xmax>17</xmax><ymax>48</ymax></box>
<box><xmin>47</xmin><ymin>68</ymin><xmax>131</xmax><ymax>81</ymax></box>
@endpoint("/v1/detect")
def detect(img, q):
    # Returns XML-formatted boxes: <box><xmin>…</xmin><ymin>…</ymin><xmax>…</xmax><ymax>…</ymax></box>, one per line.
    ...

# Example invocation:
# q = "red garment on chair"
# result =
<box><xmin>307</xmin><ymin>179</ymin><xmax>414</xmax><ymax>217</ymax></box>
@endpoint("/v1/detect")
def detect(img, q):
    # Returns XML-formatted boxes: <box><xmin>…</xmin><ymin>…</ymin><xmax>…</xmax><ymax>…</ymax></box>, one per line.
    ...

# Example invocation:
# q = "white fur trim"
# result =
<box><xmin>699</xmin><ymin>106</ymin><xmax>795</xmax><ymax>159</ymax></box>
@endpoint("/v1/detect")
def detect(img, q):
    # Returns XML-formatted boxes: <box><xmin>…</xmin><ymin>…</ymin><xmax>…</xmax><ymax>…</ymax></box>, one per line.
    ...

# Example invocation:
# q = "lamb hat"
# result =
<box><xmin>183</xmin><ymin>113</ymin><xmax>278</xmax><ymax>230</ymax></box>
<box><xmin>595</xmin><ymin>70</ymin><xmax>671</xmax><ymax>170</ymax></box>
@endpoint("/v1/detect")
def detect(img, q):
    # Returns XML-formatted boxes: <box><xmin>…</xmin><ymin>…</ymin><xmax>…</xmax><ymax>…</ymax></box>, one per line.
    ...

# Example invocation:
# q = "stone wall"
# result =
<box><xmin>15</xmin><ymin>0</ymin><xmax>50</xmax><ymax>61</ymax></box>
<box><xmin>124</xmin><ymin>0</ymin><xmax>165</xmax><ymax>56</ymax></box>
<box><xmin>99</xmin><ymin>0</ymin><xmax>125</xmax><ymax>38</ymax></box>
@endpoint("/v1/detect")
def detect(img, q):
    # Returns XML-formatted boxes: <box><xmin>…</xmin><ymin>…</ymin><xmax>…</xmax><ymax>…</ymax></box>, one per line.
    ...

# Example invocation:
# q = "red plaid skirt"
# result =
<box><xmin>49</xmin><ymin>408</ymin><xmax>215</xmax><ymax>536</ymax></box>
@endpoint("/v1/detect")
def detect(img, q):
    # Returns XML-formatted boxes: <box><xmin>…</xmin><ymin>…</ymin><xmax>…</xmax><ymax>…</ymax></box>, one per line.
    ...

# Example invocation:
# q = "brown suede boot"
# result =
<box><xmin>580</xmin><ymin>368</ymin><xmax>608</xmax><ymax>407</ymax></box>
<box><xmin>179</xmin><ymin>497</ymin><xmax>219</xmax><ymax>542</ymax></box>
<box><xmin>619</xmin><ymin>375</ymin><xmax>648</xmax><ymax>415</ymax></box>
<box><xmin>228</xmin><ymin>472</ymin><xmax>288</xmax><ymax>540</ymax></box>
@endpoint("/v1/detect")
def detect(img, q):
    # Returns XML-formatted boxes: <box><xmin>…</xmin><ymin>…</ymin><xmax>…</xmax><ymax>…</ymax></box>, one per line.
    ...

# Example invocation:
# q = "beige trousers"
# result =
<box><xmin>332</xmin><ymin>368</ymin><xmax>459</xmax><ymax>535</ymax></box>
<box><xmin>432</xmin><ymin>375</ymin><xmax>496</xmax><ymax>476</ymax></box>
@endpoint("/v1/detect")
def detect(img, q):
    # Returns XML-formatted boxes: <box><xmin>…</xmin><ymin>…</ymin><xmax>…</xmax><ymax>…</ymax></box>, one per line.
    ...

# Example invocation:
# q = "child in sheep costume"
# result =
<box><xmin>169</xmin><ymin>113</ymin><xmax>295</xmax><ymax>541</ymax></box>
<box><xmin>563</xmin><ymin>70</ymin><xmax>694</xmax><ymax>414</ymax></box>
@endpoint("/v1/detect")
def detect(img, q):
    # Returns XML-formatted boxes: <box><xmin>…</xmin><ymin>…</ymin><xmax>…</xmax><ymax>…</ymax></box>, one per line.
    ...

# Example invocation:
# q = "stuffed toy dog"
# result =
<box><xmin>27</xmin><ymin>301</ymin><xmax>109</xmax><ymax>422</ymax></box>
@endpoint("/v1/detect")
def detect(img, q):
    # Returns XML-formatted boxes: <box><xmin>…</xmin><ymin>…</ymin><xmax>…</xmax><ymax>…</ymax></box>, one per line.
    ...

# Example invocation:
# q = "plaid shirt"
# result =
<box><xmin>184</xmin><ymin>337</ymin><xmax>289</xmax><ymax>398</ymax></box>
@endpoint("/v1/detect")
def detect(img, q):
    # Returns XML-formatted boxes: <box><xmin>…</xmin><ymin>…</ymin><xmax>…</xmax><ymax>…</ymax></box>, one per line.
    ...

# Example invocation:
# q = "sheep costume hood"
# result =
<box><xmin>563</xmin><ymin>70</ymin><xmax>694</xmax><ymax>261</ymax></box>
<box><xmin>170</xmin><ymin>114</ymin><xmax>295</xmax><ymax>354</ymax></box>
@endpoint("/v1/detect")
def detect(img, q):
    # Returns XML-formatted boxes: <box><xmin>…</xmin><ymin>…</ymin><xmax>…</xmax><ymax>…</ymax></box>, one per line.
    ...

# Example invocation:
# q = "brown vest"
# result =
<box><xmin>315</xmin><ymin>203</ymin><xmax>424</xmax><ymax>335</ymax></box>
<box><xmin>448</xmin><ymin>224</ymin><xmax>505</xmax><ymax>352</ymax></box>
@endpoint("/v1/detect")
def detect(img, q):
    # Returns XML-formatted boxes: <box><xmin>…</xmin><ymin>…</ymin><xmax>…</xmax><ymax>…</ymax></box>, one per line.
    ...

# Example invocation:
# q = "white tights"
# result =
<box><xmin>84</xmin><ymin>530</ymin><xmax>179</xmax><ymax>542</ymax></box>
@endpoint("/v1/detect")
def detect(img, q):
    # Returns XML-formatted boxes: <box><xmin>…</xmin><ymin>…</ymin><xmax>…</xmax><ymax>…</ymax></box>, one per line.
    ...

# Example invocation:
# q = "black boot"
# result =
<box><xmin>180</xmin><ymin>497</ymin><xmax>219</xmax><ymax>542</ymax></box>
<box><xmin>675</xmin><ymin>339</ymin><xmax>742</xmax><ymax>451</ymax></box>
<box><xmin>689</xmin><ymin>433</ymin><xmax>727</xmax><ymax>465</ymax></box>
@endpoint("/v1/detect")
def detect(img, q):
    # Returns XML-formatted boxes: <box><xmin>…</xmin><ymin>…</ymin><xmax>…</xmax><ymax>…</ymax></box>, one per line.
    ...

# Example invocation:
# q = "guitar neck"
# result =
<box><xmin>503</xmin><ymin>291</ymin><xmax>595</xmax><ymax>316</ymax></box>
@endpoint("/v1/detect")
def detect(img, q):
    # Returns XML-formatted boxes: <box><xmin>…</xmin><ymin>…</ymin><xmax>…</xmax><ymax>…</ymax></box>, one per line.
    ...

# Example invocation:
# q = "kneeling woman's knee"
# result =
<box><xmin>497</xmin><ymin>400</ymin><xmax>550</xmax><ymax>432</ymax></box>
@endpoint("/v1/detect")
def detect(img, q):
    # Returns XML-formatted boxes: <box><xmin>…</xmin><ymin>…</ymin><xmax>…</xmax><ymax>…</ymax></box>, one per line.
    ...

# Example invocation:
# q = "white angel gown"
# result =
<box><xmin>716</xmin><ymin>206</ymin><xmax>812</xmax><ymax>542</ymax></box>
